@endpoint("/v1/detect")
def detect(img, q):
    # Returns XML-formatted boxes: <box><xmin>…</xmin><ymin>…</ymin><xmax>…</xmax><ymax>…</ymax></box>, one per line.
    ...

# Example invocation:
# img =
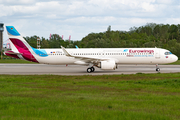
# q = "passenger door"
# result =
<box><xmin>155</xmin><ymin>49</ymin><xmax>160</xmax><ymax>59</ymax></box>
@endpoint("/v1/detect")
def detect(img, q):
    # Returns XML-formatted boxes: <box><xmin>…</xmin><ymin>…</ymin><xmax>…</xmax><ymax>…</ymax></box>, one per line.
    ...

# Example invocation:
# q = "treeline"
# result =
<box><xmin>24</xmin><ymin>23</ymin><xmax>180</xmax><ymax>58</ymax></box>
<box><xmin>24</xmin><ymin>34</ymin><xmax>71</xmax><ymax>48</ymax></box>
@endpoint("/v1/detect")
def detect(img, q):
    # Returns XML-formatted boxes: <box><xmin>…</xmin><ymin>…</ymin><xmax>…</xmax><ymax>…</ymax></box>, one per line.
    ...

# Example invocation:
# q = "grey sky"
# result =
<box><xmin>1</xmin><ymin>0</ymin><xmax>180</xmax><ymax>43</ymax></box>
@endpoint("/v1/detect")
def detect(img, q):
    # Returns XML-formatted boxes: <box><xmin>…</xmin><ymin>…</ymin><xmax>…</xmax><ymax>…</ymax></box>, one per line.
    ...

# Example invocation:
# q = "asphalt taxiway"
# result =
<box><xmin>0</xmin><ymin>64</ymin><xmax>179</xmax><ymax>75</ymax></box>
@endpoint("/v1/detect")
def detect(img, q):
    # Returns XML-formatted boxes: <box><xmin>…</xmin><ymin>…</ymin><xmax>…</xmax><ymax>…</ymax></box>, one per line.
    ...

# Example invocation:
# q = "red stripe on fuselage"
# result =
<box><xmin>10</xmin><ymin>38</ymin><xmax>38</xmax><ymax>63</ymax></box>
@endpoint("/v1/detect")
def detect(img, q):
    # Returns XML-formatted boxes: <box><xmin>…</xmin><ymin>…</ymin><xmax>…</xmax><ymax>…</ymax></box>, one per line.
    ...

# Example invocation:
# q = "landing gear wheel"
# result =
<box><xmin>87</xmin><ymin>68</ymin><xmax>92</xmax><ymax>73</ymax></box>
<box><xmin>156</xmin><ymin>68</ymin><xmax>160</xmax><ymax>72</ymax></box>
<box><xmin>156</xmin><ymin>64</ymin><xmax>160</xmax><ymax>72</ymax></box>
<box><xmin>91</xmin><ymin>67</ymin><xmax>95</xmax><ymax>72</ymax></box>
<box><xmin>87</xmin><ymin>67</ymin><xmax>95</xmax><ymax>73</ymax></box>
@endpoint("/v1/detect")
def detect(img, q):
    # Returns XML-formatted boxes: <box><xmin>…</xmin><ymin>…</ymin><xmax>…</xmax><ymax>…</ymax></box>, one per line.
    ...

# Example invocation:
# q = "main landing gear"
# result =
<box><xmin>156</xmin><ymin>64</ymin><xmax>160</xmax><ymax>72</ymax></box>
<box><xmin>87</xmin><ymin>66</ymin><xmax>95</xmax><ymax>73</ymax></box>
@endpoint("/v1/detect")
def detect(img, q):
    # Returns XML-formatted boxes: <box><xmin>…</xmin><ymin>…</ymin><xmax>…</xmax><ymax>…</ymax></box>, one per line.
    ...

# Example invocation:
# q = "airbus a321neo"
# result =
<box><xmin>4</xmin><ymin>26</ymin><xmax>178</xmax><ymax>73</ymax></box>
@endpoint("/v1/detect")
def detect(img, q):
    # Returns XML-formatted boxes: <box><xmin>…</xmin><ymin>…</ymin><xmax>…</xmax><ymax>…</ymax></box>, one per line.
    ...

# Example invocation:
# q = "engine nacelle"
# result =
<box><xmin>100</xmin><ymin>60</ymin><xmax>116</xmax><ymax>70</ymax></box>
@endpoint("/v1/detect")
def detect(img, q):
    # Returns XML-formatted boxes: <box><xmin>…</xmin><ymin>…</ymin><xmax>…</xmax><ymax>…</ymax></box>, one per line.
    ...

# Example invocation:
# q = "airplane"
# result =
<box><xmin>4</xmin><ymin>26</ymin><xmax>178</xmax><ymax>73</ymax></box>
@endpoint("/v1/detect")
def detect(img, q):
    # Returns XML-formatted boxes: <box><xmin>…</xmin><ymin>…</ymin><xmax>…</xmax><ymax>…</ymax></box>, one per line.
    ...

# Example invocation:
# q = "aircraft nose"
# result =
<box><xmin>173</xmin><ymin>55</ymin><xmax>178</xmax><ymax>62</ymax></box>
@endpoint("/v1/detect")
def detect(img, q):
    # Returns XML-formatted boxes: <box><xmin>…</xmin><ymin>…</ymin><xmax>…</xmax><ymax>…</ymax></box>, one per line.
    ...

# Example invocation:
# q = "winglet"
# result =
<box><xmin>75</xmin><ymin>45</ymin><xmax>79</xmax><ymax>49</ymax></box>
<box><xmin>61</xmin><ymin>46</ymin><xmax>71</xmax><ymax>57</ymax></box>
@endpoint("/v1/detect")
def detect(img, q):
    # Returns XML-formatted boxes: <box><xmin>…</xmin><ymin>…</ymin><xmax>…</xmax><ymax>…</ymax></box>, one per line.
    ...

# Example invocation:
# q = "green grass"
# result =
<box><xmin>0</xmin><ymin>59</ymin><xmax>36</xmax><ymax>63</ymax></box>
<box><xmin>0</xmin><ymin>73</ymin><xmax>180</xmax><ymax>120</ymax></box>
<box><xmin>169</xmin><ymin>60</ymin><xmax>180</xmax><ymax>65</ymax></box>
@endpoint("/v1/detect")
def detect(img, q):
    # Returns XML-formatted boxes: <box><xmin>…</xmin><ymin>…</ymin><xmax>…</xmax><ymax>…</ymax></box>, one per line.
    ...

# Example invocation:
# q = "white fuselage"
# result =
<box><xmin>32</xmin><ymin>48</ymin><xmax>177</xmax><ymax>65</ymax></box>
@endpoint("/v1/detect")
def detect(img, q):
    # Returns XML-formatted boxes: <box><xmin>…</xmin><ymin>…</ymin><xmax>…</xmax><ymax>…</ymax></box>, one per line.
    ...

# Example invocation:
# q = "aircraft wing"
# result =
<box><xmin>61</xmin><ymin>46</ymin><xmax>110</xmax><ymax>63</ymax></box>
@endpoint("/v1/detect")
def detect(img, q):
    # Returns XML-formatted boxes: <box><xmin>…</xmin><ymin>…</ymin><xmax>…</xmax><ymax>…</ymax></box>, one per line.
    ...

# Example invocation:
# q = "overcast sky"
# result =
<box><xmin>1</xmin><ymin>0</ymin><xmax>180</xmax><ymax>42</ymax></box>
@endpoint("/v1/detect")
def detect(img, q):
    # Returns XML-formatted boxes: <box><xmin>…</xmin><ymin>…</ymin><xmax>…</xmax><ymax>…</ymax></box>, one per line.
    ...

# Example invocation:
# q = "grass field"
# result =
<box><xmin>0</xmin><ymin>73</ymin><xmax>180</xmax><ymax>120</ymax></box>
<box><xmin>169</xmin><ymin>60</ymin><xmax>180</xmax><ymax>65</ymax></box>
<box><xmin>0</xmin><ymin>59</ymin><xmax>36</xmax><ymax>64</ymax></box>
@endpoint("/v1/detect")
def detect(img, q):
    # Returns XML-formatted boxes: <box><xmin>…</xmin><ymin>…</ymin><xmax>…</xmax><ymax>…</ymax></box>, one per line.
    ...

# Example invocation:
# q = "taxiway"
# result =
<box><xmin>0</xmin><ymin>64</ymin><xmax>179</xmax><ymax>75</ymax></box>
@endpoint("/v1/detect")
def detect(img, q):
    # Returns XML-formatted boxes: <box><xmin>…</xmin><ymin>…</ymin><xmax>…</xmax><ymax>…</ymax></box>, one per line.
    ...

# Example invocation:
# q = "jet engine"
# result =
<box><xmin>97</xmin><ymin>60</ymin><xmax>116</xmax><ymax>70</ymax></box>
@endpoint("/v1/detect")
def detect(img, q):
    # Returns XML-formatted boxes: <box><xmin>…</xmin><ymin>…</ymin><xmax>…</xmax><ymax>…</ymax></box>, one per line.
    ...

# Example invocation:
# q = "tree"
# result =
<box><xmin>49</xmin><ymin>34</ymin><xmax>63</xmax><ymax>48</ymax></box>
<box><xmin>41</xmin><ymin>37</ymin><xmax>49</xmax><ymax>48</ymax></box>
<box><xmin>24</xmin><ymin>35</ymin><xmax>40</xmax><ymax>48</ymax></box>
<box><xmin>168</xmin><ymin>24</ymin><xmax>178</xmax><ymax>40</ymax></box>
<box><xmin>153</xmin><ymin>25</ymin><xmax>161</xmax><ymax>39</ymax></box>
<box><xmin>106</xmin><ymin>25</ymin><xmax>111</xmax><ymax>38</ymax></box>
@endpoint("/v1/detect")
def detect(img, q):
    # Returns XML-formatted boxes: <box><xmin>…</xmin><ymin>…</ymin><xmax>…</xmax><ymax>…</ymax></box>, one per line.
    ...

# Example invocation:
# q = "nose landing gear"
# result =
<box><xmin>156</xmin><ymin>64</ymin><xmax>160</xmax><ymax>72</ymax></box>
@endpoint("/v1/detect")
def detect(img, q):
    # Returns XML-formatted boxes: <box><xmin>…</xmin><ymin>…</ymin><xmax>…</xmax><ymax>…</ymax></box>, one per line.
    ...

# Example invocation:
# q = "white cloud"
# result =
<box><xmin>141</xmin><ymin>2</ymin><xmax>156</xmax><ymax>12</ymax></box>
<box><xmin>1</xmin><ymin>0</ymin><xmax>180</xmax><ymax>41</ymax></box>
<box><xmin>156</xmin><ymin>0</ymin><xmax>174</xmax><ymax>4</ymax></box>
<box><xmin>0</xmin><ymin>0</ymin><xmax>36</xmax><ymax>5</ymax></box>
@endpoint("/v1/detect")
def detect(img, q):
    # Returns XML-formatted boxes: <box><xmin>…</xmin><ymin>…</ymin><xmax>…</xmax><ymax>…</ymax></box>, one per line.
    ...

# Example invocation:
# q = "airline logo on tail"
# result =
<box><xmin>6</xmin><ymin>26</ymin><xmax>20</xmax><ymax>36</ymax></box>
<box><xmin>5</xmin><ymin>26</ymin><xmax>40</xmax><ymax>62</ymax></box>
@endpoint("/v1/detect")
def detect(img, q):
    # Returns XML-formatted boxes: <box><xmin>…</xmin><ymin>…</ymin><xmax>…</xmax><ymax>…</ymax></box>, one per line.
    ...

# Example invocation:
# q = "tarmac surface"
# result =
<box><xmin>0</xmin><ymin>64</ymin><xmax>180</xmax><ymax>75</ymax></box>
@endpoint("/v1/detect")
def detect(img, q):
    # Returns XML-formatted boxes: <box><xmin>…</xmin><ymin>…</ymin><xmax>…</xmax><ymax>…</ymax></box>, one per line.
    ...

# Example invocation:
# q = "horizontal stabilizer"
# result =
<box><xmin>4</xmin><ymin>51</ymin><xmax>22</xmax><ymax>55</ymax></box>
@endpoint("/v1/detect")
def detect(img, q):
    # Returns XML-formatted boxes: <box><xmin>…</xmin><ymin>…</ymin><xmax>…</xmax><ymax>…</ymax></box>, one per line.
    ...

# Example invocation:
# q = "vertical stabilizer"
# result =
<box><xmin>5</xmin><ymin>26</ymin><xmax>38</xmax><ymax>62</ymax></box>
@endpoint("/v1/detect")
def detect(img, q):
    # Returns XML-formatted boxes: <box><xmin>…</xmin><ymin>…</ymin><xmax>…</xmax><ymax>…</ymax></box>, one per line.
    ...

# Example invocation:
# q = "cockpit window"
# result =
<box><xmin>165</xmin><ymin>52</ymin><xmax>172</xmax><ymax>55</ymax></box>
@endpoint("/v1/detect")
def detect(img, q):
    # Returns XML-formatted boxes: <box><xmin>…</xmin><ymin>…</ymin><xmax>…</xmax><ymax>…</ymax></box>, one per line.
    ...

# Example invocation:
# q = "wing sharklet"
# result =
<box><xmin>61</xmin><ymin>46</ymin><xmax>71</xmax><ymax>57</ymax></box>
